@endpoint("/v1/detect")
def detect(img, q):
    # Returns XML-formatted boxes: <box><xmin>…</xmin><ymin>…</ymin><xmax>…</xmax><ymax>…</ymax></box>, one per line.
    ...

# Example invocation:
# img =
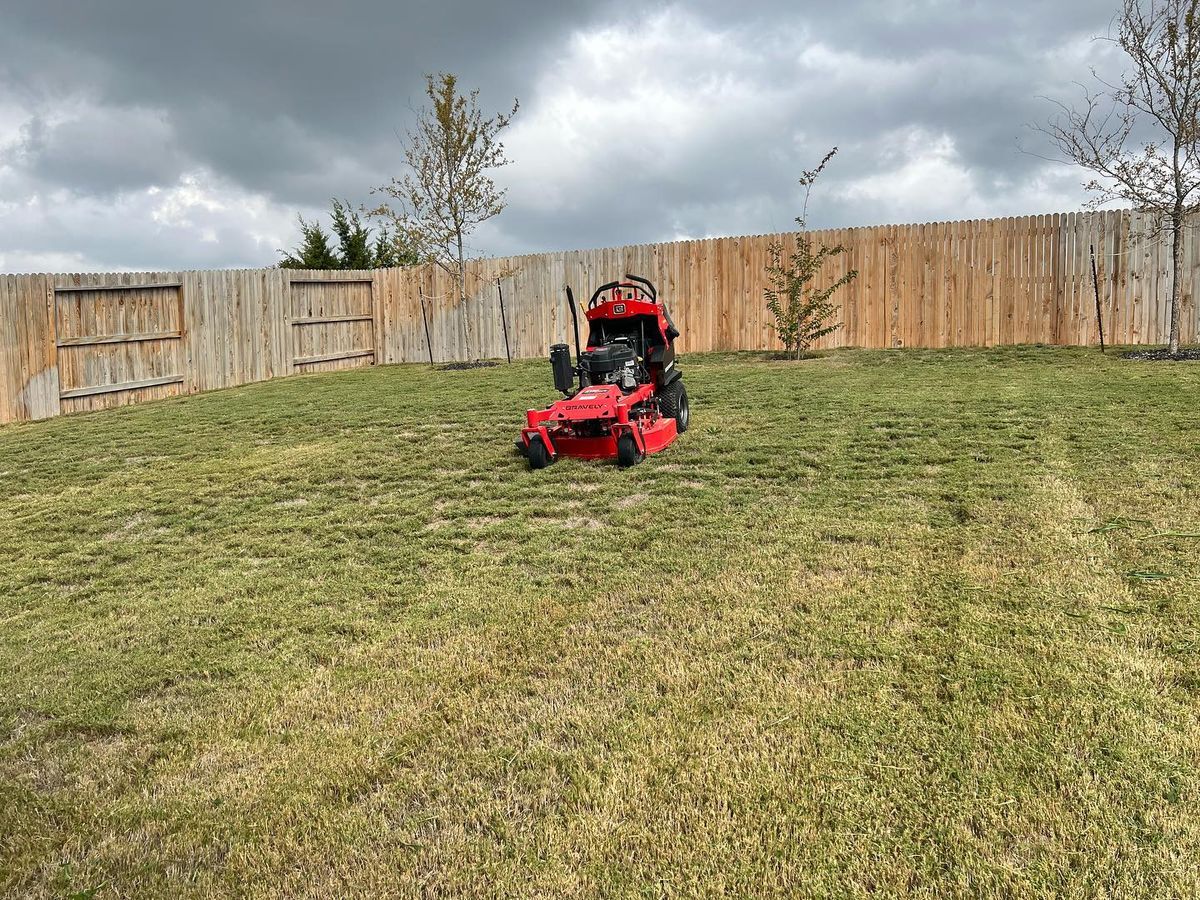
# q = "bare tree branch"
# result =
<box><xmin>1035</xmin><ymin>0</ymin><xmax>1200</xmax><ymax>353</ymax></box>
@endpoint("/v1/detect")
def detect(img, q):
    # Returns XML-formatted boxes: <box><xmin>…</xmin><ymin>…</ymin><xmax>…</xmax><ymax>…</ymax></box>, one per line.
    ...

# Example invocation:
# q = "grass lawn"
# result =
<box><xmin>2</xmin><ymin>347</ymin><xmax>1199</xmax><ymax>898</ymax></box>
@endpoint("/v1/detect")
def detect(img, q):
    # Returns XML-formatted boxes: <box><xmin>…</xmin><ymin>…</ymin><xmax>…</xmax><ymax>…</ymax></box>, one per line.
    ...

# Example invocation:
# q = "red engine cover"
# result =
<box><xmin>543</xmin><ymin>385</ymin><xmax>624</xmax><ymax>422</ymax></box>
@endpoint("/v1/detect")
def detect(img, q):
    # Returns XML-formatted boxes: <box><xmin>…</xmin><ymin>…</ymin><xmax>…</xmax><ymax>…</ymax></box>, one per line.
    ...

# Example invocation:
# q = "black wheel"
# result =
<box><xmin>527</xmin><ymin>437</ymin><xmax>552</xmax><ymax>470</ymax></box>
<box><xmin>616</xmin><ymin>433</ymin><xmax>643</xmax><ymax>468</ymax></box>
<box><xmin>659</xmin><ymin>380</ymin><xmax>690</xmax><ymax>433</ymax></box>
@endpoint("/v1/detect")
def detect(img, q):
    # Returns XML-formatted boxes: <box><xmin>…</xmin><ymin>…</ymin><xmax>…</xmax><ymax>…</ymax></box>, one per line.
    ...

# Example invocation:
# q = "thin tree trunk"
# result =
<box><xmin>456</xmin><ymin>235</ymin><xmax>472</xmax><ymax>361</ymax></box>
<box><xmin>1170</xmin><ymin>208</ymin><xmax>1183</xmax><ymax>355</ymax></box>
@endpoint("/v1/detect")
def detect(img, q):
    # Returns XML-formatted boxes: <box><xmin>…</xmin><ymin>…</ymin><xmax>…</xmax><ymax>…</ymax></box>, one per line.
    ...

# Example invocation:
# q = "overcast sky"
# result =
<box><xmin>0</xmin><ymin>0</ymin><xmax>1122</xmax><ymax>273</ymax></box>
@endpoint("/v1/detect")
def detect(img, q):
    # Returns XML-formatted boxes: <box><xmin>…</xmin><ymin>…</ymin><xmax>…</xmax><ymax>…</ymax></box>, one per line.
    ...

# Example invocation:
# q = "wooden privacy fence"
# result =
<box><xmin>0</xmin><ymin>269</ymin><xmax>380</xmax><ymax>425</ymax></box>
<box><xmin>1</xmin><ymin>209</ymin><xmax>1197</xmax><ymax>425</ymax></box>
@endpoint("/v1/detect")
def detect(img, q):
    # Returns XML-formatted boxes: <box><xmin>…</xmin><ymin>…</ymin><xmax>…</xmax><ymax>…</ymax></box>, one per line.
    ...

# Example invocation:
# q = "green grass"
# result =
<box><xmin>2</xmin><ymin>347</ymin><xmax>1199</xmax><ymax>898</ymax></box>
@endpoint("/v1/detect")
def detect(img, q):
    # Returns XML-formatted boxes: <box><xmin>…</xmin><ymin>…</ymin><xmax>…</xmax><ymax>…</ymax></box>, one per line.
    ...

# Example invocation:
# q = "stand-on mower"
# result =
<box><xmin>517</xmin><ymin>274</ymin><xmax>689</xmax><ymax>469</ymax></box>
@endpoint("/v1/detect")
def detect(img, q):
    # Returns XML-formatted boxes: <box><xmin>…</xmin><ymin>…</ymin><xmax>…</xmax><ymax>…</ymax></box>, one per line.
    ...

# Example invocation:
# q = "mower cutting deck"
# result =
<box><xmin>518</xmin><ymin>274</ymin><xmax>689</xmax><ymax>468</ymax></box>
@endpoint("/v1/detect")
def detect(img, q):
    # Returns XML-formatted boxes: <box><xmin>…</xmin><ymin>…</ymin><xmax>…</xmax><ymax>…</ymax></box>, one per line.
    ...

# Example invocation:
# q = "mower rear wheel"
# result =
<box><xmin>659</xmin><ymin>380</ymin><xmax>690</xmax><ymax>433</ymax></box>
<box><xmin>616</xmin><ymin>433</ymin><xmax>643</xmax><ymax>468</ymax></box>
<box><xmin>527</xmin><ymin>437</ymin><xmax>552</xmax><ymax>470</ymax></box>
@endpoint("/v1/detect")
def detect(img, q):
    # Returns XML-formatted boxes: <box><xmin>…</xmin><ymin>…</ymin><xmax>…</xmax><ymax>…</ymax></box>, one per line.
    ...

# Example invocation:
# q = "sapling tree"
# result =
<box><xmin>1040</xmin><ymin>0</ymin><xmax>1200</xmax><ymax>355</ymax></box>
<box><xmin>372</xmin><ymin>73</ymin><xmax>519</xmax><ymax>360</ymax></box>
<box><xmin>764</xmin><ymin>148</ymin><xmax>858</xmax><ymax>359</ymax></box>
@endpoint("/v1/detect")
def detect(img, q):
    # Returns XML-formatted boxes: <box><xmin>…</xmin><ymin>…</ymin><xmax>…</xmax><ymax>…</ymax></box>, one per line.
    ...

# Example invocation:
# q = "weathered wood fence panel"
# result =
<box><xmin>1</xmin><ymin>269</ymin><xmax>371</xmax><ymax>424</ymax></box>
<box><xmin>0</xmin><ymin>274</ymin><xmax>57</xmax><ymax>423</ymax></box>
<box><xmin>53</xmin><ymin>277</ymin><xmax>186</xmax><ymax>414</ymax></box>
<box><xmin>371</xmin><ymin>208</ymin><xmax>1200</xmax><ymax>362</ymax></box>
<box><xmin>287</xmin><ymin>272</ymin><xmax>377</xmax><ymax>373</ymax></box>
<box><xmin>3</xmin><ymin>210</ymin><xmax>1199</xmax><ymax>425</ymax></box>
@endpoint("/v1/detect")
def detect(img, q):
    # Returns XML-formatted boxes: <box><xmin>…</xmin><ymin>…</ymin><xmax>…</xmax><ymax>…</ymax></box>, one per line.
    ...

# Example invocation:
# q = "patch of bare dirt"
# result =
<box><xmin>465</xmin><ymin>516</ymin><xmax>506</xmax><ymax>527</ymax></box>
<box><xmin>615</xmin><ymin>493</ymin><xmax>650</xmax><ymax>509</ymax></box>
<box><xmin>560</xmin><ymin>517</ymin><xmax>606</xmax><ymax>530</ymax></box>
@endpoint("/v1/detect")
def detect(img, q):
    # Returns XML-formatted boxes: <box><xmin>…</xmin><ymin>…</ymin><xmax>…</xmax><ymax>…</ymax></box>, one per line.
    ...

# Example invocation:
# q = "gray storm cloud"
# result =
<box><xmin>0</xmin><ymin>0</ymin><xmax>1117</xmax><ymax>272</ymax></box>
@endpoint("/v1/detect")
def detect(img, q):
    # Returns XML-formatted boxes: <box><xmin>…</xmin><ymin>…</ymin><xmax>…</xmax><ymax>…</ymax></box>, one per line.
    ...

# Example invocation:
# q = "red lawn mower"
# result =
<box><xmin>517</xmin><ymin>274</ymin><xmax>689</xmax><ymax>469</ymax></box>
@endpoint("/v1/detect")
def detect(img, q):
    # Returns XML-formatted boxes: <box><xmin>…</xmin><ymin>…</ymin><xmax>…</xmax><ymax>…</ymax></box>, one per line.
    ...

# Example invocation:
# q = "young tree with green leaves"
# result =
<box><xmin>764</xmin><ymin>148</ymin><xmax>858</xmax><ymax>359</ymax></box>
<box><xmin>371</xmin><ymin>73</ymin><xmax>519</xmax><ymax>360</ymax></box>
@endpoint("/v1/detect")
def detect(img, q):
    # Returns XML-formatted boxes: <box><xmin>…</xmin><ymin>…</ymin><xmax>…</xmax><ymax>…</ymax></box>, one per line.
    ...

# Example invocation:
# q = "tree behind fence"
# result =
<box><xmin>1</xmin><ymin>209</ymin><xmax>1195</xmax><ymax>425</ymax></box>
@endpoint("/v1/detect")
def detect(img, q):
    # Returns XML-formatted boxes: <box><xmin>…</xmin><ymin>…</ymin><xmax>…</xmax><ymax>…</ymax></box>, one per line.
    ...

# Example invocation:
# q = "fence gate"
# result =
<box><xmin>53</xmin><ymin>281</ymin><xmax>186</xmax><ymax>413</ymax></box>
<box><xmin>288</xmin><ymin>276</ymin><xmax>376</xmax><ymax>373</ymax></box>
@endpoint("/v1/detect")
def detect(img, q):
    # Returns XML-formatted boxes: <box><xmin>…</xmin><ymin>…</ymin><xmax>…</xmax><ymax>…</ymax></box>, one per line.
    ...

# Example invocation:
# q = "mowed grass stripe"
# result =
<box><xmin>1</xmin><ymin>348</ymin><xmax>1198</xmax><ymax>897</ymax></box>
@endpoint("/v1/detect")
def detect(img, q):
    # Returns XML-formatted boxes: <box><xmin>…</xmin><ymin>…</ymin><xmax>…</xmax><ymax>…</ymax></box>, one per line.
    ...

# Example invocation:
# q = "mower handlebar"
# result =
<box><xmin>587</xmin><ymin>281</ymin><xmax>622</xmax><ymax>308</ymax></box>
<box><xmin>623</xmin><ymin>273</ymin><xmax>657</xmax><ymax>302</ymax></box>
<box><xmin>587</xmin><ymin>275</ymin><xmax>660</xmax><ymax>308</ymax></box>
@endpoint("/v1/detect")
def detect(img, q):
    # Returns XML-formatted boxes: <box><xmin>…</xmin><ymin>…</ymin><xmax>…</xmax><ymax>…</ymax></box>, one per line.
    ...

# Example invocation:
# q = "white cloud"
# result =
<box><xmin>499</xmin><ymin>8</ymin><xmax>788</xmax><ymax>212</ymax></box>
<box><xmin>0</xmin><ymin>0</ymin><xmax>1121</xmax><ymax>268</ymax></box>
<box><xmin>839</xmin><ymin>129</ymin><xmax>981</xmax><ymax>221</ymax></box>
<box><xmin>838</xmin><ymin>127</ymin><xmax>1107</xmax><ymax>224</ymax></box>
<box><xmin>479</xmin><ymin>2</ymin><xmax>1110</xmax><ymax>255</ymax></box>
<box><xmin>0</xmin><ymin>161</ymin><xmax>306</xmax><ymax>273</ymax></box>
<box><xmin>0</xmin><ymin>94</ymin><xmax>328</xmax><ymax>272</ymax></box>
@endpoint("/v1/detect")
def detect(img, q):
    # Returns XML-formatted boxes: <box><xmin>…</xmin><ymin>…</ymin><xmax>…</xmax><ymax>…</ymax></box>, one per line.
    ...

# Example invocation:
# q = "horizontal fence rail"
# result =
<box><xmin>1</xmin><ymin>209</ymin><xmax>1196</xmax><ymax>425</ymax></box>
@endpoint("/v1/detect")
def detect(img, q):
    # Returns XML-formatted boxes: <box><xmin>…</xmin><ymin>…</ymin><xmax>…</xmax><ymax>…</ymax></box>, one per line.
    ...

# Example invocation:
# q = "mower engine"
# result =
<box><xmin>582</xmin><ymin>340</ymin><xmax>642</xmax><ymax>392</ymax></box>
<box><xmin>614</xmin><ymin>359</ymin><xmax>640</xmax><ymax>392</ymax></box>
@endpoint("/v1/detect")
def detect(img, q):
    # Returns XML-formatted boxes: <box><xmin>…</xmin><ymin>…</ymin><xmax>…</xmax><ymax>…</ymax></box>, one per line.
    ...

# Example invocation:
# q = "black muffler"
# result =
<box><xmin>550</xmin><ymin>343</ymin><xmax>574</xmax><ymax>394</ymax></box>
